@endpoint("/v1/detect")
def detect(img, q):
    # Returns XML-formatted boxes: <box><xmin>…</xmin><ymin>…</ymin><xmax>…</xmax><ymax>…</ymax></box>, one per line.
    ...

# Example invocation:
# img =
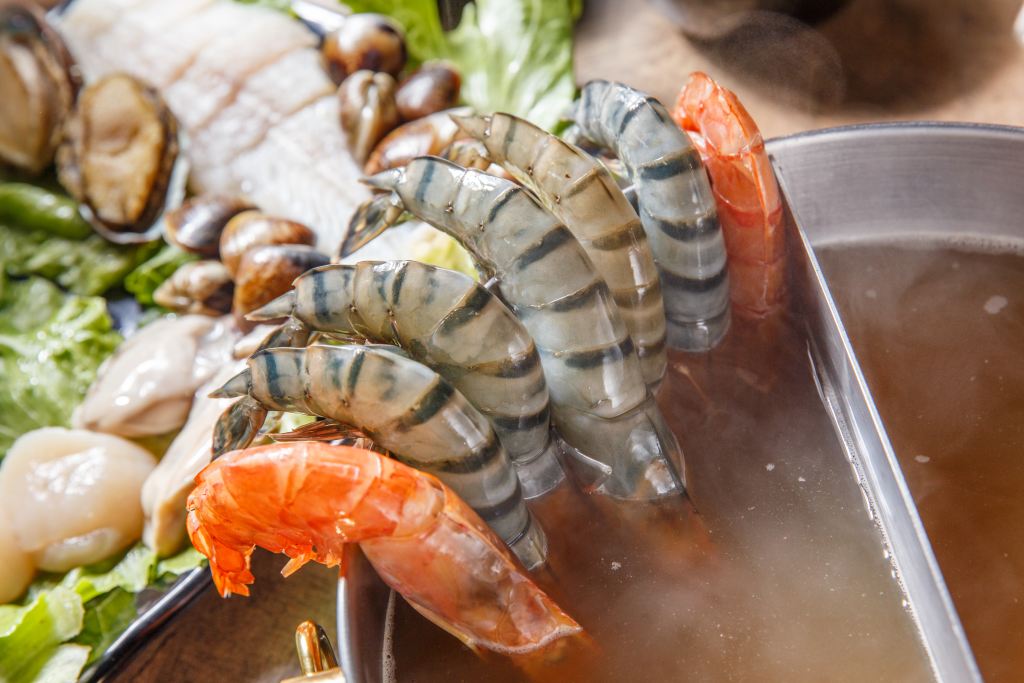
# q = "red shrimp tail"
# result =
<box><xmin>187</xmin><ymin>509</ymin><xmax>256</xmax><ymax>597</ymax></box>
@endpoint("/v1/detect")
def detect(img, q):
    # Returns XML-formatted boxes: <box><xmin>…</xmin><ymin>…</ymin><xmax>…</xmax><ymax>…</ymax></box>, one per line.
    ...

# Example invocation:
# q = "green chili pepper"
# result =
<box><xmin>0</xmin><ymin>183</ymin><xmax>93</xmax><ymax>240</ymax></box>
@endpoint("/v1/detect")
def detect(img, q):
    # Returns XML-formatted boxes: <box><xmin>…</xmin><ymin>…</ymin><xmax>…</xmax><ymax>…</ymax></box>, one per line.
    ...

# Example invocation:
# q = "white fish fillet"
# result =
<box><xmin>57</xmin><ymin>0</ymin><xmax>369</xmax><ymax>250</ymax></box>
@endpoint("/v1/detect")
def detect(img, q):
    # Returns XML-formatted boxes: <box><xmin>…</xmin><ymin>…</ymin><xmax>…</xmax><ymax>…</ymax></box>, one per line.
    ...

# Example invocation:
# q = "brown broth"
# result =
<box><xmin>818</xmin><ymin>240</ymin><xmax>1024</xmax><ymax>683</ymax></box>
<box><xmin>384</xmin><ymin>309</ymin><xmax>934</xmax><ymax>682</ymax></box>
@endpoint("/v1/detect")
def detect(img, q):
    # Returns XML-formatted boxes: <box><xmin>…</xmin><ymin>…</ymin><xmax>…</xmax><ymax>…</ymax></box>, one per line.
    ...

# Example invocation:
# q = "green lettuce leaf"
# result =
<box><xmin>342</xmin><ymin>0</ymin><xmax>581</xmax><ymax>131</ymax></box>
<box><xmin>0</xmin><ymin>274</ymin><xmax>122</xmax><ymax>459</ymax></box>
<box><xmin>0</xmin><ymin>545</ymin><xmax>206</xmax><ymax>682</ymax></box>
<box><xmin>0</xmin><ymin>587</ymin><xmax>85</xmax><ymax>683</ymax></box>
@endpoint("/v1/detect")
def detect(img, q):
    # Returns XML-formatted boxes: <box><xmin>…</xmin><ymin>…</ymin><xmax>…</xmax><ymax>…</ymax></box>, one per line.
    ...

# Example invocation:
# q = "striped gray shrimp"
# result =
<box><xmin>453</xmin><ymin>112</ymin><xmax>668</xmax><ymax>390</ymax></box>
<box><xmin>569</xmin><ymin>80</ymin><xmax>731</xmax><ymax>351</ymax></box>
<box><xmin>341</xmin><ymin>157</ymin><xmax>683</xmax><ymax>500</ymax></box>
<box><xmin>211</xmin><ymin>343</ymin><xmax>547</xmax><ymax>568</ymax></box>
<box><xmin>248</xmin><ymin>260</ymin><xmax>564</xmax><ymax>498</ymax></box>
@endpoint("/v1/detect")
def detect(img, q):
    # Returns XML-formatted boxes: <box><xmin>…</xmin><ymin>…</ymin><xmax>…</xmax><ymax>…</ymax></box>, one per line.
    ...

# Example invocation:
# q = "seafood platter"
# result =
<box><xmin>0</xmin><ymin>0</ymin><xmax>1019</xmax><ymax>681</ymax></box>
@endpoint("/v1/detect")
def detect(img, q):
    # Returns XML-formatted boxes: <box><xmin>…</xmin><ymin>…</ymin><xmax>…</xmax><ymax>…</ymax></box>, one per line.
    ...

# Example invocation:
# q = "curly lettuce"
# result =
<box><xmin>0</xmin><ymin>275</ymin><xmax>122</xmax><ymax>459</ymax></box>
<box><xmin>0</xmin><ymin>545</ymin><xmax>204</xmax><ymax>683</ymax></box>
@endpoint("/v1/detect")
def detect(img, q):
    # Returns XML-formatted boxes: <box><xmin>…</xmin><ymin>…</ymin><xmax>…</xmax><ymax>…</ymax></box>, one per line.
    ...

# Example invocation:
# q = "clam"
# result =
<box><xmin>364</xmin><ymin>107</ymin><xmax>469</xmax><ymax>175</ymax></box>
<box><xmin>164</xmin><ymin>195</ymin><xmax>255</xmax><ymax>257</ymax></box>
<box><xmin>338</xmin><ymin>70</ymin><xmax>400</xmax><ymax>164</ymax></box>
<box><xmin>57</xmin><ymin>73</ymin><xmax>185</xmax><ymax>244</ymax></box>
<box><xmin>154</xmin><ymin>260</ymin><xmax>235</xmax><ymax>316</ymax></box>
<box><xmin>396</xmin><ymin>63</ymin><xmax>461</xmax><ymax>121</ymax></box>
<box><xmin>0</xmin><ymin>2</ymin><xmax>78</xmax><ymax>174</ymax></box>
<box><xmin>321</xmin><ymin>13</ymin><xmax>406</xmax><ymax>84</ymax></box>
<box><xmin>232</xmin><ymin>244</ymin><xmax>329</xmax><ymax>326</ymax></box>
<box><xmin>219</xmin><ymin>210</ymin><xmax>317</xmax><ymax>278</ymax></box>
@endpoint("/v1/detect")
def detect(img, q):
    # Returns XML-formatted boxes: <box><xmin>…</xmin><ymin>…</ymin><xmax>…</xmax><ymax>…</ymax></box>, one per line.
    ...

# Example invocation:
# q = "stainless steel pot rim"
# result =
<box><xmin>766</xmin><ymin>119</ymin><xmax>1024</xmax><ymax>149</ymax></box>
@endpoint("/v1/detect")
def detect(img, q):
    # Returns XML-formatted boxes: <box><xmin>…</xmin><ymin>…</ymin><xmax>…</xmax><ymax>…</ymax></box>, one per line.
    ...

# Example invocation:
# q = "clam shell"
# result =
<box><xmin>219</xmin><ymin>210</ymin><xmax>317</xmax><ymax>278</ymax></box>
<box><xmin>164</xmin><ymin>195</ymin><xmax>255</xmax><ymax>257</ymax></box>
<box><xmin>232</xmin><ymin>244</ymin><xmax>329</xmax><ymax>327</ymax></box>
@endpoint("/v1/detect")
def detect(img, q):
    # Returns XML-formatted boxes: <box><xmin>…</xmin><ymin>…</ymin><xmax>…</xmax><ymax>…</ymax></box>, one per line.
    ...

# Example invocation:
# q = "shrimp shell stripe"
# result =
<box><xmin>354</xmin><ymin>157</ymin><xmax>684</xmax><ymax>500</ymax></box>
<box><xmin>215</xmin><ymin>344</ymin><xmax>547</xmax><ymax>568</ymax></box>
<box><xmin>454</xmin><ymin>112</ymin><xmax>668</xmax><ymax>390</ymax></box>
<box><xmin>249</xmin><ymin>261</ymin><xmax>563</xmax><ymax>498</ymax></box>
<box><xmin>572</xmin><ymin>80</ymin><xmax>731</xmax><ymax>351</ymax></box>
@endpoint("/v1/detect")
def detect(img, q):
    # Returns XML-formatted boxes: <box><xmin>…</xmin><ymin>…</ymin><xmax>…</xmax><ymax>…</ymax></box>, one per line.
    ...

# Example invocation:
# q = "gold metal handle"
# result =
<box><xmin>280</xmin><ymin>620</ymin><xmax>346</xmax><ymax>683</ymax></box>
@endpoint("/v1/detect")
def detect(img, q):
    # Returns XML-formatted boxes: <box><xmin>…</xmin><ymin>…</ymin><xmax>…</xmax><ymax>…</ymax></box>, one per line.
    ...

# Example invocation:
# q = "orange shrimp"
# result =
<box><xmin>672</xmin><ymin>72</ymin><xmax>786</xmax><ymax>318</ymax></box>
<box><xmin>186</xmin><ymin>442</ymin><xmax>581</xmax><ymax>655</ymax></box>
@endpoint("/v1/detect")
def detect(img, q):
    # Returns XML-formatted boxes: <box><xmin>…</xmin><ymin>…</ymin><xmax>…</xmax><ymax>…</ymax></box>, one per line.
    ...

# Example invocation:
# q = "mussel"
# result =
<box><xmin>219</xmin><ymin>210</ymin><xmax>317</xmax><ymax>278</ymax></box>
<box><xmin>321</xmin><ymin>13</ymin><xmax>406</xmax><ymax>84</ymax></box>
<box><xmin>232</xmin><ymin>244</ymin><xmax>329</xmax><ymax>326</ymax></box>
<box><xmin>0</xmin><ymin>2</ymin><xmax>78</xmax><ymax>174</ymax></box>
<box><xmin>164</xmin><ymin>195</ymin><xmax>255</xmax><ymax>257</ymax></box>
<box><xmin>154</xmin><ymin>260</ymin><xmax>235</xmax><ymax>316</ymax></box>
<box><xmin>338</xmin><ymin>70</ymin><xmax>400</xmax><ymax>164</ymax></box>
<box><xmin>57</xmin><ymin>73</ymin><xmax>185</xmax><ymax>244</ymax></box>
<box><xmin>395</xmin><ymin>63</ymin><xmax>461</xmax><ymax>121</ymax></box>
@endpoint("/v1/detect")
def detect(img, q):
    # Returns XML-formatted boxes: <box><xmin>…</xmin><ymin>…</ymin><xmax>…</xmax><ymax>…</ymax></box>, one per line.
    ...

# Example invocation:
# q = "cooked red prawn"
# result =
<box><xmin>186</xmin><ymin>442</ymin><xmax>581</xmax><ymax>655</ymax></box>
<box><xmin>672</xmin><ymin>72</ymin><xmax>786</xmax><ymax>318</ymax></box>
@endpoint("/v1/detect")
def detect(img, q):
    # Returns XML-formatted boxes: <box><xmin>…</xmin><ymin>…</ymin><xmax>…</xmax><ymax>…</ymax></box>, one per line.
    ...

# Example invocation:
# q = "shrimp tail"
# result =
<box><xmin>338</xmin><ymin>191</ymin><xmax>404</xmax><ymax>258</ymax></box>
<box><xmin>209</xmin><ymin>368</ymin><xmax>252</xmax><ymax>399</ymax></box>
<box><xmin>449</xmin><ymin>112</ymin><xmax>489</xmax><ymax>139</ymax></box>
<box><xmin>186</xmin><ymin>505</ymin><xmax>255</xmax><ymax>597</ymax></box>
<box><xmin>247</xmin><ymin>290</ymin><xmax>297</xmax><ymax>322</ymax></box>
<box><xmin>211</xmin><ymin>395</ymin><xmax>268</xmax><ymax>457</ymax></box>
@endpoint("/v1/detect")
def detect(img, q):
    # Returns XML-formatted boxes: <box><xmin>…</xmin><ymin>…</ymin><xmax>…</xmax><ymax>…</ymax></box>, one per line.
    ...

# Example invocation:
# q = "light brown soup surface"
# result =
<box><xmin>818</xmin><ymin>239</ymin><xmax>1024</xmax><ymax>683</ymax></box>
<box><xmin>383</xmin><ymin>306</ymin><xmax>934</xmax><ymax>682</ymax></box>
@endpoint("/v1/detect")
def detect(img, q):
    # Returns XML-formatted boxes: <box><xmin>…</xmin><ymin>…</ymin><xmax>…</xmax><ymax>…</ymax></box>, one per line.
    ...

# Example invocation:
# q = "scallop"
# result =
<box><xmin>0</xmin><ymin>428</ymin><xmax>157</xmax><ymax>572</ymax></box>
<box><xmin>57</xmin><ymin>73</ymin><xmax>185</xmax><ymax>244</ymax></box>
<box><xmin>0</xmin><ymin>2</ymin><xmax>78</xmax><ymax>174</ymax></box>
<box><xmin>0</xmin><ymin>513</ymin><xmax>34</xmax><ymax>603</ymax></box>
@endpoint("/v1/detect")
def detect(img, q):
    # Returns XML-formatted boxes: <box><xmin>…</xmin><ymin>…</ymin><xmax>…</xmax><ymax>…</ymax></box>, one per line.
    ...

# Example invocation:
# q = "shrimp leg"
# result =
<box><xmin>569</xmin><ymin>80</ymin><xmax>731</xmax><ymax>351</ymax></box>
<box><xmin>211</xmin><ymin>344</ymin><xmax>547</xmax><ymax>568</ymax></box>
<box><xmin>249</xmin><ymin>260</ymin><xmax>564</xmax><ymax>498</ymax></box>
<box><xmin>342</xmin><ymin>157</ymin><xmax>684</xmax><ymax>501</ymax></box>
<box><xmin>186</xmin><ymin>442</ymin><xmax>581</xmax><ymax>654</ymax></box>
<box><xmin>453</xmin><ymin>112</ymin><xmax>668</xmax><ymax>390</ymax></box>
<box><xmin>672</xmin><ymin>72</ymin><xmax>786</xmax><ymax>318</ymax></box>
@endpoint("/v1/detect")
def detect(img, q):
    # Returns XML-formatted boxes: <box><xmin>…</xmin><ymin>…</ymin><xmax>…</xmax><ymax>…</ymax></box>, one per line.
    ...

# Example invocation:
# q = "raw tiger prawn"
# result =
<box><xmin>249</xmin><ymin>260</ymin><xmax>564</xmax><ymax>498</ymax></box>
<box><xmin>341</xmin><ymin>157</ymin><xmax>684</xmax><ymax>501</ymax></box>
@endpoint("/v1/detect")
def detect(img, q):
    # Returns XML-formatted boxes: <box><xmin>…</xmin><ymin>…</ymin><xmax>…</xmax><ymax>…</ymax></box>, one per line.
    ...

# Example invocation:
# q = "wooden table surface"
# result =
<box><xmin>114</xmin><ymin>1</ymin><xmax>1024</xmax><ymax>680</ymax></box>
